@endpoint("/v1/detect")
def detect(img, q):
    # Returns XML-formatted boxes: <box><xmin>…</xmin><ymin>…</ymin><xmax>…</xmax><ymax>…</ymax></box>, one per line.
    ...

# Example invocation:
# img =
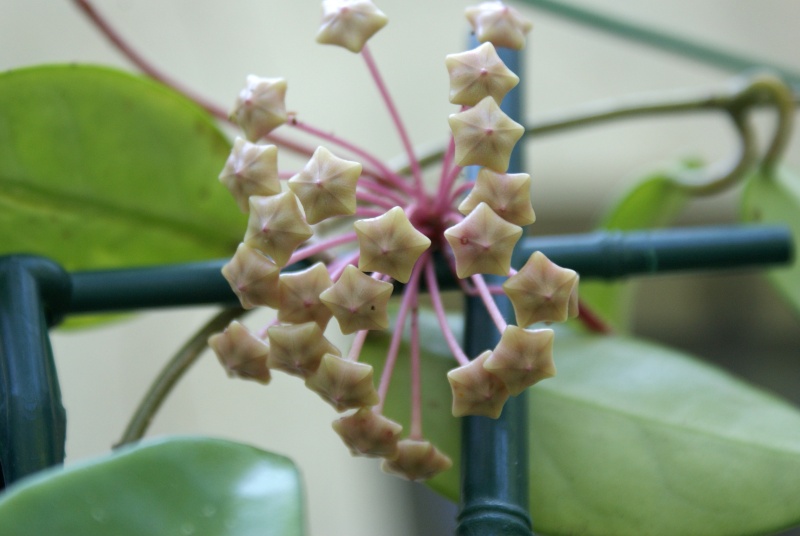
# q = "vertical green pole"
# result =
<box><xmin>0</xmin><ymin>256</ymin><xmax>70</xmax><ymax>486</ymax></box>
<box><xmin>457</xmin><ymin>43</ymin><xmax>533</xmax><ymax>535</ymax></box>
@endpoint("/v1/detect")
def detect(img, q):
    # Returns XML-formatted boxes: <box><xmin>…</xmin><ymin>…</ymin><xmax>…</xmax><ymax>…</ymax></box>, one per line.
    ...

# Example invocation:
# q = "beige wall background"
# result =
<box><xmin>4</xmin><ymin>2</ymin><xmax>800</xmax><ymax>535</ymax></box>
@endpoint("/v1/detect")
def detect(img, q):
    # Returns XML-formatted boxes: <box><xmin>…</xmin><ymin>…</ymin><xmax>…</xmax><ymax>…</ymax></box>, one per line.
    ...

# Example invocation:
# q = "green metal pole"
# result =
<box><xmin>0</xmin><ymin>256</ymin><xmax>70</xmax><ymax>487</ymax></box>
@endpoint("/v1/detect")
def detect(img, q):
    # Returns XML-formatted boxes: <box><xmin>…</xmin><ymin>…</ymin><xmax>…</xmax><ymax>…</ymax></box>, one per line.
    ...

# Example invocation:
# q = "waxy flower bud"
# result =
<box><xmin>208</xmin><ymin>321</ymin><xmax>271</xmax><ymax>384</ymax></box>
<box><xmin>484</xmin><ymin>326</ymin><xmax>555</xmax><ymax>395</ymax></box>
<box><xmin>503</xmin><ymin>251</ymin><xmax>579</xmax><ymax>327</ymax></box>
<box><xmin>230</xmin><ymin>75</ymin><xmax>288</xmax><ymax>141</ymax></box>
<box><xmin>444</xmin><ymin>202</ymin><xmax>522</xmax><ymax>278</ymax></box>
<box><xmin>221</xmin><ymin>243</ymin><xmax>281</xmax><ymax>309</ymax></box>
<box><xmin>244</xmin><ymin>192</ymin><xmax>313</xmax><ymax>267</ymax></box>
<box><xmin>316</xmin><ymin>0</ymin><xmax>389</xmax><ymax>53</ymax></box>
<box><xmin>319</xmin><ymin>265</ymin><xmax>394</xmax><ymax>334</ymax></box>
<box><xmin>448</xmin><ymin>96</ymin><xmax>524</xmax><ymax>172</ymax></box>
<box><xmin>354</xmin><ymin>206</ymin><xmax>431</xmax><ymax>283</ymax></box>
<box><xmin>445</xmin><ymin>42</ymin><xmax>519</xmax><ymax>106</ymax></box>
<box><xmin>381</xmin><ymin>439</ymin><xmax>453</xmax><ymax>481</ymax></box>
<box><xmin>267</xmin><ymin>322</ymin><xmax>341</xmax><ymax>379</ymax></box>
<box><xmin>447</xmin><ymin>350</ymin><xmax>509</xmax><ymax>418</ymax></box>
<box><xmin>458</xmin><ymin>168</ymin><xmax>535</xmax><ymax>226</ymax></box>
<box><xmin>277</xmin><ymin>262</ymin><xmax>335</xmax><ymax>329</ymax></box>
<box><xmin>465</xmin><ymin>1</ymin><xmax>533</xmax><ymax>51</ymax></box>
<box><xmin>288</xmin><ymin>146</ymin><xmax>362</xmax><ymax>225</ymax></box>
<box><xmin>218</xmin><ymin>137</ymin><xmax>280</xmax><ymax>213</ymax></box>
<box><xmin>305</xmin><ymin>353</ymin><xmax>380</xmax><ymax>412</ymax></box>
<box><xmin>332</xmin><ymin>408</ymin><xmax>403</xmax><ymax>458</ymax></box>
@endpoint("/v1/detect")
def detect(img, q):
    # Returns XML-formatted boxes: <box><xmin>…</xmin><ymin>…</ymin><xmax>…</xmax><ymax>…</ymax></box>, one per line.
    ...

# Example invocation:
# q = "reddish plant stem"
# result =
<box><xmin>424</xmin><ymin>260</ymin><xmax>470</xmax><ymax>366</ymax></box>
<box><xmin>375</xmin><ymin>252</ymin><xmax>428</xmax><ymax>412</ymax></box>
<box><xmin>328</xmin><ymin>250</ymin><xmax>360</xmax><ymax>281</ymax></box>
<box><xmin>288</xmin><ymin>231</ymin><xmax>357</xmax><ymax>266</ymax></box>
<box><xmin>347</xmin><ymin>329</ymin><xmax>370</xmax><ymax>362</ymax></box>
<box><xmin>577</xmin><ymin>299</ymin><xmax>614</xmax><ymax>334</ymax></box>
<box><xmin>355</xmin><ymin>207</ymin><xmax>385</xmax><ymax>218</ymax></box>
<box><xmin>361</xmin><ymin>45</ymin><xmax>425</xmax><ymax>194</ymax></box>
<box><xmin>356</xmin><ymin>189</ymin><xmax>396</xmax><ymax>210</ymax></box>
<box><xmin>470</xmin><ymin>274</ymin><xmax>508</xmax><ymax>334</ymax></box>
<box><xmin>408</xmin><ymin>301</ymin><xmax>423</xmax><ymax>440</ymax></box>
<box><xmin>357</xmin><ymin>179</ymin><xmax>409</xmax><ymax>206</ymax></box>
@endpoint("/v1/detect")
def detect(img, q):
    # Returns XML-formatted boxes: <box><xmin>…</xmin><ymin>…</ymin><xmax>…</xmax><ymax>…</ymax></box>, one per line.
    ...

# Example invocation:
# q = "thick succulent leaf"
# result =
<box><xmin>0</xmin><ymin>65</ymin><xmax>242</xmax><ymax>272</ymax></box>
<box><xmin>581</xmin><ymin>172</ymin><xmax>691</xmax><ymax>330</ymax></box>
<box><xmin>363</xmin><ymin>309</ymin><xmax>800</xmax><ymax>536</ymax></box>
<box><xmin>0</xmin><ymin>436</ymin><xmax>305</xmax><ymax>536</ymax></box>
<box><xmin>741</xmin><ymin>168</ymin><xmax>800</xmax><ymax>315</ymax></box>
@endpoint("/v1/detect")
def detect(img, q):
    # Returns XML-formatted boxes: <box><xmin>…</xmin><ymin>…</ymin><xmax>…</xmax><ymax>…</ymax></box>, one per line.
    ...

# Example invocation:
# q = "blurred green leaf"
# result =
<box><xmin>0</xmin><ymin>436</ymin><xmax>305</xmax><ymax>536</ymax></box>
<box><xmin>0</xmin><ymin>64</ymin><xmax>242</xmax><ymax>272</ymax></box>
<box><xmin>581</xmin><ymin>172</ymin><xmax>691</xmax><ymax>330</ymax></box>
<box><xmin>363</xmin><ymin>309</ymin><xmax>800</xmax><ymax>536</ymax></box>
<box><xmin>741</xmin><ymin>168</ymin><xmax>800</xmax><ymax>315</ymax></box>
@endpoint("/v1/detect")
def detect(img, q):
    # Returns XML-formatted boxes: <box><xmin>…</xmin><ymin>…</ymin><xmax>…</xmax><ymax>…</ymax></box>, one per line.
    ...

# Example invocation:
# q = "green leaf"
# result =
<box><xmin>0</xmin><ymin>436</ymin><xmax>305</xmax><ymax>536</ymax></box>
<box><xmin>741</xmin><ymin>168</ymin><xmax>800</xmax><ymax>315</ymax></box>
<box><xmin>363</xmin><ymin>309</ymin><xmax>800</xmax><ymax>536</ymax></box>
<box><xmin>0</xmin><ymin>64</ymin><xmax>242</xmax><ymax>272</ymax></box>
<box><xmin>581</xmin><ymin>172</ymin><xmax>691</xmax><ymax>330</ymax></box>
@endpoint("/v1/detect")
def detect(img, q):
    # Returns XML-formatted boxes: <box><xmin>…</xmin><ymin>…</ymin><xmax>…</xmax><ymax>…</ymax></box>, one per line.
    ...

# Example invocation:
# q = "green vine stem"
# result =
<box><xmin>115</xmin><ymin>307</ymin><xmax>248</xmax><ymax>448</ymax></box>
<box><xmin>394</xmin><ymin>73</ymin><xmax>795</xmax><ymax>196</ymax></box>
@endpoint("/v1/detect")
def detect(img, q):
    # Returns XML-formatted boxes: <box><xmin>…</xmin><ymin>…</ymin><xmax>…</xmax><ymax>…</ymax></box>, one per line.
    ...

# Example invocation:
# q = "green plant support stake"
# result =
<box><xmin>0</xmin><ymin>256</ymin><xmax>70</xmax><ymax>488</ymax></box>
<box><xmin>457</xmin><ymin>43</ymin><xmax>532</xmax><ymax>536</ymax></box>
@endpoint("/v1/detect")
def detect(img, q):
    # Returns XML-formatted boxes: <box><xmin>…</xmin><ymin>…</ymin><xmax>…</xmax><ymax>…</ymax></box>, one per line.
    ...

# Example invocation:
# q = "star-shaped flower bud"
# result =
<box><xmin>244</xmin><ymin>192</ymin><xmax>313</xmax><ymax>267</ymax></box>
<box><xmin>465</xmin><ymin>1</ymin><xmax>533</xmax><ymax>51</ymax></box>
<box><xmin>444</xmin><ymin>202</ymin><xmax>522</xmax><ymax>278</ymax></box>
<box><xmin>288</xmin><ymin>146</ymin><xmax>362</xmax><ymax>225</ymax></box>
<box><xmin>354</xmin><ymin>206</ymin><xmax>431</xmax><ymax>283</ymax></box>
<box><xmin>316</xmin><ymin>0</ymin><xmax>389</xmax><ymax>53</ymax></box>
<box><xmin>218</xmin><ymin>137</ymin><xmax>280</xmax><ymax>213</ymax></box>
<box><xmin>447</xmin><ymin>350</ymin><xmax>509</xmax><ymax>418</ymax></box>
<box><xmin>332</xmin><ymin>408</ymin><xmax>403</xmax><ymax>458</ymax></box>
<box><xmin>483</xmin><ymin>326</ymin><xmax>555</xmax><ymax>395</ymax></box>
<box><xmin>277</xmin><ymin>262</ymin><xmax>334</xmax><ymax>329</ymax></box>
<box><xmin>222</xmin><ymin>243</ymin><xmax>281</xmax><ymax>309</ymax></box>
<box><xmin>319</xmin><ymin>265</ymin><xmax>393</xmax><ymax>334</ymax></box>
<box><xmin>445</xmin><ymin>42</ymin><xmax>519</xmax><ymax>106</ymax></box>
<box><xmin>503</xmin><ymin>251</ymin><xmax>579</xmax><ymax>327</ymax></box>
<box><xmin>208</xmin><ymin>321</ymin><xmax>271</xmax><ymax>384</ymax></box>
<box><xmin>448</xmin><ymin>96</ymin><xmax>524</xmax><ymax>172</ymax></box>
<box><xmin>230</xmin><ymin>75</ymin><xmax>288</xmax><ymax>141</ymax></box>
<box><xmin>305</xmin><ymin>353</ymin><xmax>380</xmax><ymax>412</ymax></box>
<box><xmin>267</xmin><ymin>322</ymin><xmax>341</xmax><ymax>379</ymax></box>
<box><xmin>381</xmin><ymin>439</ymin><xmax>453</xmax><ymax>481</ymax></box>
<box><xmin>458</xmin><ymin>168</ymin><xmax>535</xmax><ymax>226</ymax></box>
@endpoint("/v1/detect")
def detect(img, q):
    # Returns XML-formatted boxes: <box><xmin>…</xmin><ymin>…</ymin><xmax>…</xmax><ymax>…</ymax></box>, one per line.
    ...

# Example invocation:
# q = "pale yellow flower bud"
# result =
<box><xmin>458</xmin><ymin>168</ymin><xmax>535</xmax><ymax>226</ymax></box>
<box><xmin>288</xmin><ymin>146</ymin><xmax>362</xmax><ymax>225</ymax></box>
<box><xmin>448</xmin><ymin>96</ymin><xmax>524</xmax><ymax>172</ymax></box>
<box><xmin>484</xmin><ymin>326</ymin><xmax>555</xmax><ymax>395</ymax></box>
<box><xmin>354</xmin><ymin>206</ymin><xmax>431</xmax><ymax>284</ymax></box>
<box><xmin>503</xmin><ymin>251</ymin><xmax>579</xmax><ymax>327</ymax></box>
<box><xmin>465</xmin><ymin>1</ymin><xmax>533</xmax><ymax>51</ymax></box>
<box><xmin>221</xmin><ymin>243</ymin><xmax>281</xmax><ymax>309</ymax></box>
<box><xmin>208</xmin><ymin>321</ymin><xmax>271</xmax><ymax>384</ymax></box>
<box><xmin>319</xmin><ymin>265</ymin><xmax>394</xmax><ymax>334</ymax></box>
<box><xmin>267</xmin><ymin>322</ymin><xmax>341</xmax><ymax>379</ymax></box>
<box><xmin>381</xmin><ymin>439</ymin><xmax>453</xmax><ymax>481</ymax></box>
<box><xmin>444</xmin><ymin>202</ymin><xmax>522</xmax><ymax>278</ymax></box>
<box><xmin>332</xmin><ymin>408</ymin><xmax>403</xmax><ymax>458</ymax></box>
<box><xmin>277</xmin><ymin>262</ymin><xmax>334</xmax><ymax>329</ymax></box>
<box><xmin>316</xmin><ymin>0</ymin><xmax>389</xmax><ymax>53</ymax></box>
<box><xmin>230</xmin><ymin>75</ymin><xmax>288</xmax><ymax>141</ymax></box>
<box><xmin>305</xmin><ymin>353</ymin><xmax>380</xmax><ymax>412</ymax></box>
<box><xmin>218</xmin><ymin>137</ymin><xmax>280</xmax><ymax>213</ymax></box>
<box><xmin>244</xmin><ymin>192</ymin><xmax>313</xmax><ymax>267</ymax></box>
<box><xmin>445</xmin><ymin>42</ymin><xmax>519</xmax><ymax>106</ymax></box>
<box><xmin>447</xmin><ymin>350</ymin><xmax>509</xmax><ymax>418</ymax></box>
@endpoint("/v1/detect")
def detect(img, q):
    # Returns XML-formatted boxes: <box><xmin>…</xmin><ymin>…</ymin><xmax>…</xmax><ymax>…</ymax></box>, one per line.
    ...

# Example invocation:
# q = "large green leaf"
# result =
<box><xmin>363</xmin><ymin>310</ymin><xmax>800</xmax><ymax>535</ymax></box>
<box><xmin>0</xmin><ymin>436</ymin><xmax>305</xmax><ymax>536</ymax></box>
<box><xmin>741</xmin><ymin>168</ymin><xmax>800</xmax><ymax>315</ymax></box>
<box><xmin>0</xmin><ymin>65</ymin><xmax>242</xmax><ymax>272</ymax></box>
<box><xmin>581</xmin><ymin>172</ymin><xmax>691</xmax><ymax>330</ymax></box>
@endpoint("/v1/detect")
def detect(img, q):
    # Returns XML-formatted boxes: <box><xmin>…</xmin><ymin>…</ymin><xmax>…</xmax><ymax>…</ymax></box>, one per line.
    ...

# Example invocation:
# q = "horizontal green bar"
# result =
<box><xmin>64</xmin><ymin>225</ymin><xmax>792</xmax><ymax>318</ymax></box>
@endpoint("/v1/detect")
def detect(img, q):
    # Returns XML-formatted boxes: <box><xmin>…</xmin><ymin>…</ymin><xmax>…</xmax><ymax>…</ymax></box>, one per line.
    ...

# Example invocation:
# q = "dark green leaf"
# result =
<box><xmin>363</xmin><ymin>309</ymin><xmax>800</xmax><ymax>535</ymax></box>
<box><xmin>0</xmin><ymin>65</ymin><xmax>242</xmax><ymax>272</ymax></box>
<box><xmin>741</xmin><ymin>168</ymin><xmax>800</xmax><ymax>315</ymax></box>
<box><xmin>0</xmin><ymin>436</ymin><xmax>305</xmax><ymax>536</ymax></box>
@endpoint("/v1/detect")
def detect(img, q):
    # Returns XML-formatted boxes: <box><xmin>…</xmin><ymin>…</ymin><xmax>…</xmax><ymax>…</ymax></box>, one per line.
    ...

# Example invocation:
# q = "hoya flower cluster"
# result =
<box><xmin>209</xmin><ymin>0</ymin><xmax>578</xmax><ymax>482</ymax></box>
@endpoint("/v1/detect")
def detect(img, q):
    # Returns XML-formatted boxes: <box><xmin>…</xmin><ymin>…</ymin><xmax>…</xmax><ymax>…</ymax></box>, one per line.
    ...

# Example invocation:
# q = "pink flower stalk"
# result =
<box><xmin>206</xmin><ymin>0</ymin><xmax>583</xmax><ymax>482</ymax></box>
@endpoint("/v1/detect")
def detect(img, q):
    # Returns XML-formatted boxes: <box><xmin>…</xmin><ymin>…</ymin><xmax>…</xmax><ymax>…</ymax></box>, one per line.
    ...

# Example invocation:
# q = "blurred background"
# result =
<box><xmin>4</xmin><ymin>1</ymin><xmax>800</xmax><ymax>534</ymax></box>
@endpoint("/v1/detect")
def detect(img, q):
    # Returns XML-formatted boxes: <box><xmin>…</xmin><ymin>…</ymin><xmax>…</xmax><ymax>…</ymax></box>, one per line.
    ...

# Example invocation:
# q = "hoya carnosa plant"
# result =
<box><xmin>210</xmin><ymin>0</ymin><xmax>579</xmax><ymax>482</ymax></box>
